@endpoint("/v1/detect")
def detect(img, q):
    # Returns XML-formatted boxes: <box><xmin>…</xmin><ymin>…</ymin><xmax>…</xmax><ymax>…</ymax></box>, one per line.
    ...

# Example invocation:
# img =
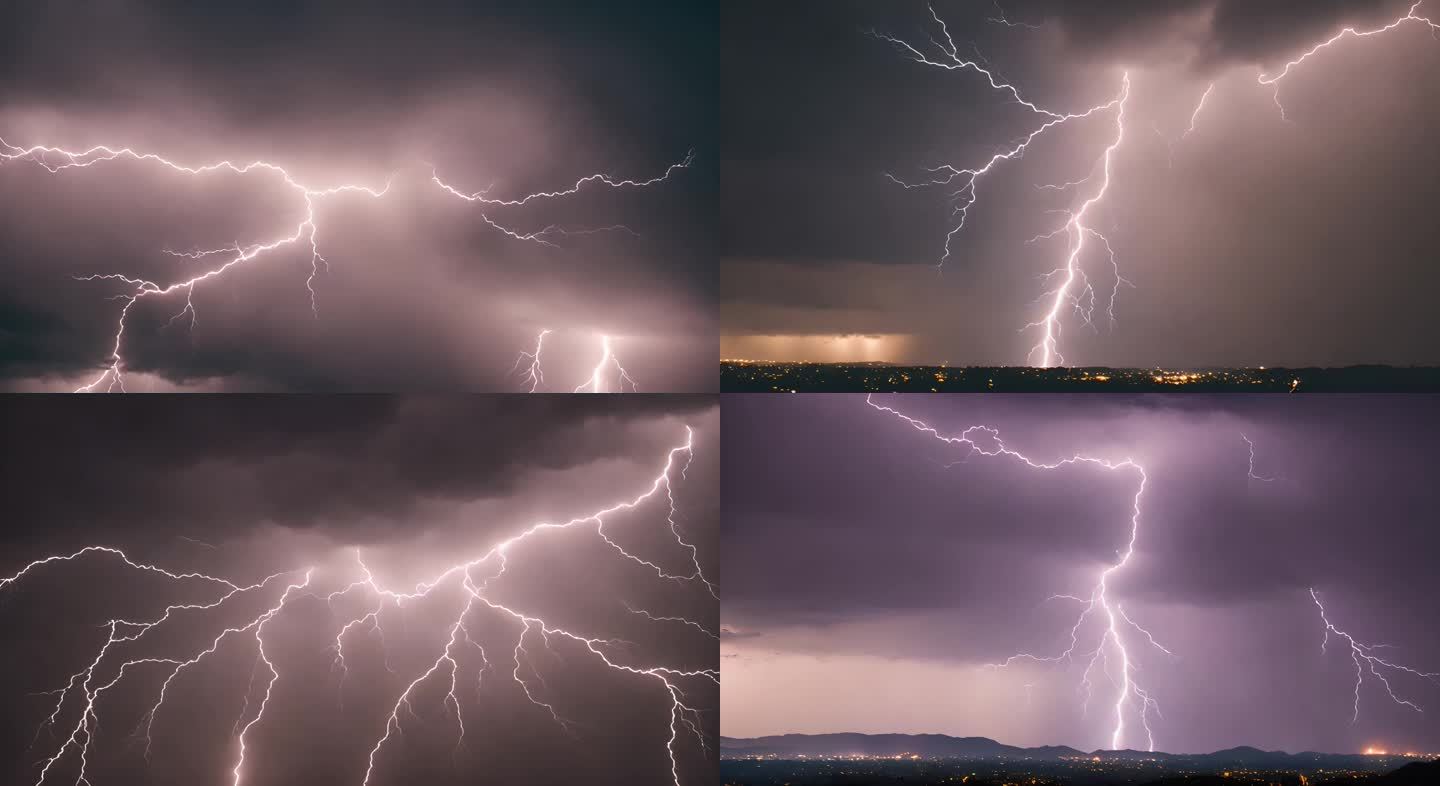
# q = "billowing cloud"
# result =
<box><xmin>721</xmin><ymin>394</ymin><xmax>1440</xmax><ymax>754</ymax></box>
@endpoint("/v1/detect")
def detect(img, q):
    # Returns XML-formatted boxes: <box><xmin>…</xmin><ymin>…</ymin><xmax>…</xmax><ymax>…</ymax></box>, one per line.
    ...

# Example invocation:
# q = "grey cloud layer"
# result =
<box><xmin>0</xmin><ymin>1</ymin><xmax>715</xmax><ymax>390</ymax></box>
<box><xmin>721</xmin><ymin>394</ymin><xmax>1440</xmax><ymax>751</ymax></box>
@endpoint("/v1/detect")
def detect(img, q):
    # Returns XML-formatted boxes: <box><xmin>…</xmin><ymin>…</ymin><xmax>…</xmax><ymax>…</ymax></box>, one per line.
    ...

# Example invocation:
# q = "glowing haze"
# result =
<box><xmin>0</xmin><ymin>396</ymin><xmax>719</xmax><ymax>786</ymax></box>
<box><xmin>721</xmin><ymin>0</ymin><xmax>1440</xmax><ymax>368</ymax></box>
<box><xmin>721</xmin><ymin>394</ymin><xmax>1440</xmax><ymax>754</ymax></box>
<box><xmin>0</xmin><ymin>1</ymin><xmax>716</xmax><ymax>391</ymax></box>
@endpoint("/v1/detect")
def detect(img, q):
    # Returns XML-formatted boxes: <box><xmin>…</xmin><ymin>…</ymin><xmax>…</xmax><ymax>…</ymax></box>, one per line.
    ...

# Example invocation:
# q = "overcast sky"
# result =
<box><xmin>0</xmin><ymin>1</ymin><xmax>715</xmax><ymax>391</ymax></box>
<box><xmin>721</xmin><ymin>394</ymin><xmax>1440</xmax><ymax>755</ymax></box>
<box><xmin>721</xmin><ymin>0</ymin><xmax>1440</xmax><ymax>368</ymax></box>
<box><xmin>0</xmin><ymin>396</ymin><xmax>718</xmax><ymax>786</ymax></box>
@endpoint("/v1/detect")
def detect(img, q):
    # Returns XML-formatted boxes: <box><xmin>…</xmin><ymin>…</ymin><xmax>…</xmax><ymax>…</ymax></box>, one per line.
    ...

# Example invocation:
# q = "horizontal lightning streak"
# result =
<box><xmin>0</xmin><ymin>136</ymin><xmax>688</xmax><ymax>391</ymax></box>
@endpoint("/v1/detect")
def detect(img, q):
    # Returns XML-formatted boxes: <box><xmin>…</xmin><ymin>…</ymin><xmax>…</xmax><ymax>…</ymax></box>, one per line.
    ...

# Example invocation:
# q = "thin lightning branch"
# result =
<box><xmin>511</xmin><ymin>329</ymin><xmax>551</xmax><ymax>392</ymax></box>
<box><xmin>988</xmin><ymin>1</ymin><xmax>1041</xmax><ymax>30</ymax></box>
<box><xmin>869</xmin><ymin>5</ymin><xmax>1062</xmax><ymax>119</ymax></box>
<box><xmin>1157</xmin><ymin>83</ymin><xmax>1216</xmax><ymax>168</ymax></box>
<box><xmin>1241</xmin><ymin>433</ymin><xmax>1276</xmax><ymax>482</ymax></box>
<box><xmin>875</xmin><ymin>5</ymin><xmax>1130</xmax><ymax>364</ymax></box>
<box><xmin>625</xmin><ymin>603</ymin><xmax>720</xmax><ymax>641</ymax></box>
<box><xmin>864</xmin><ymin>394</ymin><xmax>1162</xmax><ymax>751</ymax></box>
<box><xmin>1181</xmin><ymin>83</ymin><xmax>1216</xmax><ymax>142</ymax></box>
<box><xmin>3</xmin><ymin>430</ymin><xmax>714</xmax><ymax>785</ymax></box>
<box><xmin>1258</xmin><ymin>1</ymin><xmax>1439</xmax><ymax>120</ymax></box>
<box><xmin>0</xmin><ymin>137</ymin><xmax>688</xmax><ymax>392</ymax></box>
<box><xmin>880</xmin><ymin>1</ymin><xmax>1438</xmax><ymax>367</ymax></box>
<box><xmin>1310</xmin><ymin>589</ymin><xmax>1440</xmax><ymax>723</ymax></box>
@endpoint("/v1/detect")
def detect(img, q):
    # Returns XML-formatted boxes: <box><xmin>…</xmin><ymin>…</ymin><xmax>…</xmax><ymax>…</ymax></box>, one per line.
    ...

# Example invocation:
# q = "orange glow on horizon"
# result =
<box><xmin>719</xmin><ymin>333</ymin><xmax>914</xmax><ymax>364</ymax></box>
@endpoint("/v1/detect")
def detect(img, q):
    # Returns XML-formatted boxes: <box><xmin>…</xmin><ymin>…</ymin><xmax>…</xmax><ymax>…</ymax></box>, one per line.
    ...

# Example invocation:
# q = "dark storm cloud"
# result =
<box><xmin>721</xmin><ymin>394</ymin><xmax>1440</xmax><ymax>752</ymax></box>
<box><xmin>0</xmin><ymin>394</ymin><xmax>714</xmax><ymax>543</ymax></box>
<box><xmin>1010</xmin><ymin>0</ymin><xmax>1409</xmax><ymax>70</ymax></box>
<box><xmin>721</xmin><ymin>0</ymin><xmax>1440</xmax><ymax>367</ymax></box>
<box><xmin>0</xmin><ymin>0</ymin><xmax>715</xmax><ymax>391</ymax></box>
<box><xmin>0</xmin><ymin>396</ymin><xmax>718</xmax><ymax>786</ymax></box>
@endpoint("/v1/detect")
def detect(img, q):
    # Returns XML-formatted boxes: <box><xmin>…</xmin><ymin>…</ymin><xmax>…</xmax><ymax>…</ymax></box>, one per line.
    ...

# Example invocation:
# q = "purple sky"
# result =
<box><xmin>721</xmin><ymin>394</ymin><xmax>1440</xmax><ymax>755</ymax></box>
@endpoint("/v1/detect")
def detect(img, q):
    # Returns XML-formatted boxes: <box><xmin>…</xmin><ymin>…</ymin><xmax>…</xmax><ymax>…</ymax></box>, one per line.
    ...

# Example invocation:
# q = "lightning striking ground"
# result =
<box><xmin>1</xmin><ymin>430</ymin><xmax>715</xmax><ymax>785</ymax></box>
<box><xmin>0</xmin><ymin>138</ymin><xmax>690</xmax><ymax>392</ymax></box>
<box><xmin>573</xmin><ymin>335</ymin><xmax>639</xmax><ymax>393</ymax></box>
<box><xmin>1309</xmin><ymin>589</ymin><xmax>1440</xmax><ymax>724</ymax></box>
<box><xmin>864</xmin><ymin>394</ymin><xmax>1164</xmax><ymax>751</ymax></box>
<box><xmin>880</xmin><ymin>2</ymin><xmax>1438</xmax><ymax>367</ymax></box>
<box><xmin>511</xmin><ymin>332</ymin><xmax>640</xmax><ymax>393</ymax></box>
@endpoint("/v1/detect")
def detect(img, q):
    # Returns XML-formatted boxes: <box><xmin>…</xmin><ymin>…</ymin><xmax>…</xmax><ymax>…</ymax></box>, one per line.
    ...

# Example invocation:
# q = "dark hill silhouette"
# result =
<box><xmin>720</xmin><ymin>732</ymin><xmax>1081</xmax><ymax>760</ymax></box>
<box><xmin>722</xmin><ymin>733</ymin><xmax>1429</xmax><ymax>774</ymax></box>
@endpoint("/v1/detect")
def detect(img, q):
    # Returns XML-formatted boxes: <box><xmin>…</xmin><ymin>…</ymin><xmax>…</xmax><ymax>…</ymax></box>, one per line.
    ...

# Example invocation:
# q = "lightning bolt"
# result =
<box><xmin>1241</xmin><ymin>433</ymin><xmax>1276</xmax><ymax>482</ymax></box>
<box><xmin>1258</xmin><ymin>2</ymin><xmax>1439</xmax><ymax>121</ymax></box>
<box><xmin>573</xmin><ymin>335</ymin><xmax>638</xmax><ymax>393</ymax></box>
<box><xmin>1309</xmin><ymin>589</ymin><xmax>1440</xmax><ymax>723</ymax></box>
<box><xmin>511</xmin><ymin>331</ymin><xmax>640</xmax><ymax>393</ymax></box>
<box><xmin>881</xmin><ymin>2</ymin><xmax>1438</xmax><ymax>367</ymax></box>
<box><xmin>0</xmin><ymin>136</ymin><xmax>689</xmax><ymax>392</ymax></box>
<box><xmin>873</xmin><ymin>5</ymin><xmax>1131</xmax><ymax>367</ymax></box>
<box><xmin>864</xmin><ymin>394</ymin><xmax>1165</xmax><ymax>751</ymax></box>
<box><xmin>1180</xmin><ymin>83</ymin><xmax>1216</xmax><ymax>143</ymax></box>
<box><xmin>511</xmin><ymin>329</ymin><xmax>551</xmax><ymax>393</ymax></box>
<box><xmin>1024</xmin><ymin>73</ymin><xmax>1131</xmax><ymax>368</ymax></box>
<box><xmin>2</xmin><ymin>430</ymin><xmax>715</xmax><ymax>785</ymax></box>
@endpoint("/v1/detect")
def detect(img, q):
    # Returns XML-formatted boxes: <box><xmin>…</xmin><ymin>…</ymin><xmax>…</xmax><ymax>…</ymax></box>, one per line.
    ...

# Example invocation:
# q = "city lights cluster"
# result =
<box><xmin>876</xmin><ymin>2</ymin><xmax>1438</xmax><ymax>367</ymax></box>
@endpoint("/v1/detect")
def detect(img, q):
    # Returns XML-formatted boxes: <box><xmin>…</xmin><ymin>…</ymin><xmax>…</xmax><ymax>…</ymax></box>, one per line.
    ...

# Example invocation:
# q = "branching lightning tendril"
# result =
<box><xmin>864</xmin><ymin>394</ymin><xmax>1163</xmax><ymax>751</ymax></box>
<box><xmin>0</xmin><ymin>138</ymin><xmax>691</xmax><ymax>392</ymax></box>
<box><xmin>1309</xmin><ymin>589</ymin><xmax>1440</xmax><ymax>724</ymax></box>
<box><xmin>880</xmin><ymin>2</ymin><xmax>1438</xmax><ymax>367</ymax></box>
<box><xmin>1</xmin><ymin>430</ymin><xmax>715</xmax><ymax>785</ymax></box>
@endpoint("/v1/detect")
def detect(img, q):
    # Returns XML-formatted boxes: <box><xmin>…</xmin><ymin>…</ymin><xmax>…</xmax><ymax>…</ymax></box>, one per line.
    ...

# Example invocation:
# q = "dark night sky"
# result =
<box><xmin>0</xmin><ymin>395</ymin><xmax>718</xmax><ymax>786</ymax></box>
<box><xmin>721</xmin><ymin>0</ymin><xmax>1440</xmax><ymax>368</ymax></box>
<box><xmin>0</xmin><ymin>1</ymin><xmax>716</xmax><ymax>391</ymax></box>
<box><xmin>721</xmin><ymin>393</ymin><xmax>1440</xmax><ymax>755</ymax></box>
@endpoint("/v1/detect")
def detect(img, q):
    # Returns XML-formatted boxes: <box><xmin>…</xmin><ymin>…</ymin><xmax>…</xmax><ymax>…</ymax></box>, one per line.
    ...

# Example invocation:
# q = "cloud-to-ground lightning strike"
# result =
<box><xmin>511</xmin><ymin>332</ymin><xmax>639</xmax><ymax>393</ymax></box>
<box><xmin>511</xmin><ymin>329</ymin><xmax>552</xmax><ymax>393</ymax></box>
<box><xmin>0</xmin><ymin>137</ymin><xmax>690</xmax><ymax>392</ymax></box>
<box><xmin>1</xmin><ymin>430</ymin><xmax>715</xmax><ymax>786</ymax></box>
<box><xmin>864</xmin><ymin>394</ymin><xmax>1166</xmax><ymax>751</ymax></box>
<box><xmin>881</xmin><ymin>2</ymin><xmax>1438</xmax><ymax>367</ymax></box>
<box><xmin>873</xmin><ymin>4</ymin><xmax>1131</xmax><ymax>368</ymax></box>
<box><xmin>1309</xmin><ymin>589</ymin><xmax>1440</xmax><ymax>724</ymax></box>
<box><xmin>573</xmin><ymin>334</ymin><xmax>638</xmax><ymax>393</ymax></box>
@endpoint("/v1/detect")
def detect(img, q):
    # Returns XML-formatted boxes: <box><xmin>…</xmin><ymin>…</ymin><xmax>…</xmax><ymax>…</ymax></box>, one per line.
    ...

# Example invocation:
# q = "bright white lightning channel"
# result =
<box><xmin>879</xmin><ymin>2</ymin><xmax>1439</xmax><ymax>368</ymax></box>
<box><xmin>865</xmin><ymin>394</ymin><xmax>1166</xmax><ymax>751</ymax></box>
<box><xmin>0</xmin><ymin>137</ymin><xmax>690</xmax><ymax>392</ymax></box>
<box><xmin>1</xmin><ymin>429</ymin><xmax>715</xmax><ymax>786</ymax></box>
